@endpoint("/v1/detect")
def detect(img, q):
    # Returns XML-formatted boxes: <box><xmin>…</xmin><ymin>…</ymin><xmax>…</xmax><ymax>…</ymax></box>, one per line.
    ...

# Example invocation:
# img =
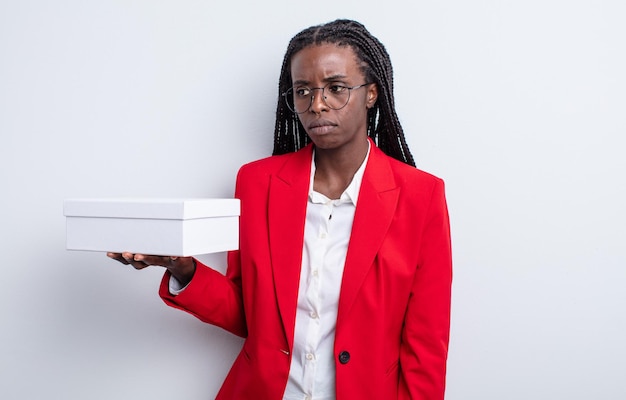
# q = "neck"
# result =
<box><xmin>313</xmin><ymin>138</ymin><xmax>369</xmax><ymax>199</ymax></box>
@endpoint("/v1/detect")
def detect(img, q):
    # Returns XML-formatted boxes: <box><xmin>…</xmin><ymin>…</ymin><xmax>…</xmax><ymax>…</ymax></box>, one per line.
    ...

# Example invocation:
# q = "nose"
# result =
<box><xmin>309</xmin><ymin>88</ymin><xmax>328</xmax><ymax>114</ymax></box>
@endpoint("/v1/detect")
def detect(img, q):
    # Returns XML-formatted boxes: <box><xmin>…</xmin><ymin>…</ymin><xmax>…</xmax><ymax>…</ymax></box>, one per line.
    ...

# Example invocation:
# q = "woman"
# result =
<box><xmin>109</xmin><ymin>19</ymin><xmax>452</xmax><ymax>400</ymax></box>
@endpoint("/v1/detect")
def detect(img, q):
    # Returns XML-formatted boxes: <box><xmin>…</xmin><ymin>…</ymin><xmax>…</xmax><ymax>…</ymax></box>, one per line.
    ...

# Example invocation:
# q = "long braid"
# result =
<box><xmin>273</xmin><ymin>19</ymin><xmax>416</xmax><ymax>167</ymax></box>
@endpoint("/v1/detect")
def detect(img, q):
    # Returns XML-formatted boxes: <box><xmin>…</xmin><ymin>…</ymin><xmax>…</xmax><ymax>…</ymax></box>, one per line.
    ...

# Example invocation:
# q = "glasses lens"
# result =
<box><xmin>324</xmin><ymin>84</ymin><xmax>350</xmax><ymax>110</ymax></box>
<box><xmin>283</xmin><ymin>84</ymin><xmax>353</xmax><ymax>113</ymax></box>
<box><xmin>284</xmin><ymin>88</ymin><xmax>310</xmax><ymax>114</ymax></box>
<box><xmin>283</xmin><ymin>88</ymin><xmax>296</xmax><ymax>113</ymax></box>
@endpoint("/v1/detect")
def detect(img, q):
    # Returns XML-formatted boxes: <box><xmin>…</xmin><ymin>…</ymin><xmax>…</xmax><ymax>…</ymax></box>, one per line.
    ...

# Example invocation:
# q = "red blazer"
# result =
<box><xmin>160</xmin><ymin>142</ymin><xmax>452</xmax><ymax>399</ymax></box>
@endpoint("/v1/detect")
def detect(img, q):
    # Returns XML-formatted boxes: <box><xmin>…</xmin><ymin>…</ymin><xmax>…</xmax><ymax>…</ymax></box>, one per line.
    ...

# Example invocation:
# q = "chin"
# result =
<box><xmin>308</xmin><ymin>136</ymin><xmax>338</xmax><ymax>150</ymax></box>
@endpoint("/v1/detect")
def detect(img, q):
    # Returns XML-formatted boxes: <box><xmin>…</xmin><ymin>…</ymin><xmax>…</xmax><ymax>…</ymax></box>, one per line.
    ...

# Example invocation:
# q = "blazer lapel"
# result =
<box><xmin>268</xmin><ymin>145</ymin><xmax>313</xmax><ymax>350</ymax></box>
<box><xmin>337</xmin><ymin>145</ymin><xmax>400</xmax><ymax>324</ymax></box>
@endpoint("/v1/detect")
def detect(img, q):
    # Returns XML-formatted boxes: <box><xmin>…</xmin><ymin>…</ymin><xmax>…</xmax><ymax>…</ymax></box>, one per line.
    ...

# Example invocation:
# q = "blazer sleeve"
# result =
<box><xmin>399</xmin><ymin>178</ymin><xmax>452</xmax><ymax>399</ymax></box>
<box><xmin>158</xmin><ymin>251</ymin><xmax>247</xmax><ymax>338</ymax></box>
<box><xmin>158</xmin><ymin>174</ymin><xmax>249</xmax><ymax>338</ymax></box>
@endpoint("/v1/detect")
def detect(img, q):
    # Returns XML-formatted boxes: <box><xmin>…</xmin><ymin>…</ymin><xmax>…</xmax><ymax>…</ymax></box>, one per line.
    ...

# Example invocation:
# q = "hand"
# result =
<box><xmin>107</xmin><ymin>252</ymin><xmax>196</xmax><ymax>287</ymax></box>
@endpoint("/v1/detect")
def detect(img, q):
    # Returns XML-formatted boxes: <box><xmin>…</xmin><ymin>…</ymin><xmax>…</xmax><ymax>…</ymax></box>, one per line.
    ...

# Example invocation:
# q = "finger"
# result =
<box><xmin>127</xmin><ymin>254</ymin><xmax>152</xmax><ymax>270</ymax></box>
<box><xmin>107</xmin><ymin>252</ymin><xmax>130</xmax><ymax>265</ymax></box>
<box><xmin>134</xmin><ymin>254</ymin><xmax>177</xmax><ymax>268</ymax></box>
<box><xmin>129</xmin><ymin>260</ymin><xmax>150</xmax><ymax>270</ymax></box>
<box><xmin>119</xmin><ymin>252</ymin><xmax>151</xmax><ymax>270</ymax></box>
<box><xmin>122</xmin><ymin>252</ymin><xmax>137</xmax><ymax>264</ymax></box>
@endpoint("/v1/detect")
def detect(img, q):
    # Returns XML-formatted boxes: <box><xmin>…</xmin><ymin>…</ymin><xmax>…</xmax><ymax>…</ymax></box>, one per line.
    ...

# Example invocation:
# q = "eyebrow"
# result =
<box><xmin>292</xmin><ymin>74</ymin><xmax>349</xmax><ymax>86</ymax></box>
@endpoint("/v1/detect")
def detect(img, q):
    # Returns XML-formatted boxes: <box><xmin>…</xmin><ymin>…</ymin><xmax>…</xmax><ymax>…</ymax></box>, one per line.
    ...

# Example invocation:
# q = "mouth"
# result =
<box><xmin>307</xmin><ymin>119</ymin><xmax>337</xmax><ymax>135</ymax></box>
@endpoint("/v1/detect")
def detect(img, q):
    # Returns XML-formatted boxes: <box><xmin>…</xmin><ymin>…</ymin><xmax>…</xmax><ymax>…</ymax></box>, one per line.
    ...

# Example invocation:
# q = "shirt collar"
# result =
<box><xmin>308</xmin><ymin>140</ymin><xmax>371</xmax><ymax>206</ymax></box>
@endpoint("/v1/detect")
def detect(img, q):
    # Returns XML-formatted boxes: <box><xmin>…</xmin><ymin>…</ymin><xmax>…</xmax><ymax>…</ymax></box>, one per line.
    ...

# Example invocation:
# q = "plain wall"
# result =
<box><xmin>1</xmin><ymin>1</ymin><xmax>625</xmax><ymax>399</ymax></box>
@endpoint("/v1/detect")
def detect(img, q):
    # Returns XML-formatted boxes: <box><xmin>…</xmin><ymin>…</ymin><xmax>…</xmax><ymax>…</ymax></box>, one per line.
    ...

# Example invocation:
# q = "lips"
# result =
<box><xmin>307</xmin><ymin>119</ymin><xmax>337</xmax><ymax>135</ymax></box>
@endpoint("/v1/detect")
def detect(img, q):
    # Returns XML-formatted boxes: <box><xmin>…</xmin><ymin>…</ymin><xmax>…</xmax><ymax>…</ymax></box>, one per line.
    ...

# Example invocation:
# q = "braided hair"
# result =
<box><xmin>273</xmin><ymin>19</ymin><xmax>415</xmax><ymax>167</ymax></box>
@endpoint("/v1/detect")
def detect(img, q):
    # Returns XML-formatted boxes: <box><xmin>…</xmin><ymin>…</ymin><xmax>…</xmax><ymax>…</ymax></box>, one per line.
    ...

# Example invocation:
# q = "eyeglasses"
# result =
<box><xmin>282</xmin><ymin>82</ymin><xmax>372</xmax><ymax>114</ymax></box>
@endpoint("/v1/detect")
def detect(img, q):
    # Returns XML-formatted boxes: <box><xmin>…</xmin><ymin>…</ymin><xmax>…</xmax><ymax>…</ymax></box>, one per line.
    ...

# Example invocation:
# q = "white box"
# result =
<box><xmin>64</xmin><ymin>198</ymin><xmax>240</xmax><ymax>256</ymax></box>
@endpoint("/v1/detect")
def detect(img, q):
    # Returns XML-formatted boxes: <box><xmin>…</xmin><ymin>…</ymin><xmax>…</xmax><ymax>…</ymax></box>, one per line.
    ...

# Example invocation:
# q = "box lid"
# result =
<box><xmin>64</xmin><ymin>198</ymin><xmax>240</xmax><ymax>220</ymax></box>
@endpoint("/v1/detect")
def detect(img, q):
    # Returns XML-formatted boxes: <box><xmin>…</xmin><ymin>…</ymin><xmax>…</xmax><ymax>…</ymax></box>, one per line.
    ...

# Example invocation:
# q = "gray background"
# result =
<box><xmin>1</xmin><ymin>1</ymin><xmax>625</xmax><ymax>399</ymax></box>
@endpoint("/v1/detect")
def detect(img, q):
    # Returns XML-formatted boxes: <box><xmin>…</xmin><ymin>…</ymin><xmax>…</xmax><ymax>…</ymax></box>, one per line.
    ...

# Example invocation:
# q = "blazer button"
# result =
<box><xmin>338</xmin><ymin>351</ymin><xmax>350</xmax><ymax>364</ymax></box>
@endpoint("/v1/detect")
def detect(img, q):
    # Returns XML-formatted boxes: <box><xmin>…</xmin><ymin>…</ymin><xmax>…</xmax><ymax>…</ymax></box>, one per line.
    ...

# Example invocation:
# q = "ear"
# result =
<box><xmin>366</xmin><ymin>83</ymin><xmax>378</xmax><ymax>108</ymax></box>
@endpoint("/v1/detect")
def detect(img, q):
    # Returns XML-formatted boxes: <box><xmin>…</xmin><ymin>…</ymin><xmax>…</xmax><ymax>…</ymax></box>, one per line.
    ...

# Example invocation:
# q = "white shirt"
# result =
<box><xmin>283</xmin><ymin>144</ymin><xmax>370</xmax><ymax>400</ymax></box>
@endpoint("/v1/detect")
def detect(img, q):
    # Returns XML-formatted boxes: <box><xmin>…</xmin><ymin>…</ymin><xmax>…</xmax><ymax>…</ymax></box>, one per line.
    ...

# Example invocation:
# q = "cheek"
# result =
<box><xmin>353</xmin><ymin>95</ymin><xmax>371</xmax><ymax>116</ymax></box>
<box><xmin>296</xmin><ymin>114</ymin><xmax>309</xmax><ymax>129</ymax></box>
<box><xmin>347</xmin><ymin>101</ymin><xmax>370</xmax><ymax>123</ymax></box>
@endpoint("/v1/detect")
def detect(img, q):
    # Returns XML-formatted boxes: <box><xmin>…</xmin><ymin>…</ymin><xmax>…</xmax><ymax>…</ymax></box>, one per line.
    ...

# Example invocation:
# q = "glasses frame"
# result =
<box><xmin>282</xmin><ymin>82</ymin><xmax>372</xmax><ymax>114</ymax></box>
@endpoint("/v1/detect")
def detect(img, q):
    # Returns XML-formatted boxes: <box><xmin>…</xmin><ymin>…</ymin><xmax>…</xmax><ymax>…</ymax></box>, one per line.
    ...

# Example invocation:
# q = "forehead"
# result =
<box><xmin>290</xmin><ymin>43</ymin><xmax>362</xmax><ymax>83</ymax></box>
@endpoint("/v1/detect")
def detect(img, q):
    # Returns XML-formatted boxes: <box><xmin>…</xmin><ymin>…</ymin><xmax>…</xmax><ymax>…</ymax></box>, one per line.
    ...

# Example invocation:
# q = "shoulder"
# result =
<box><xmin>237</xmin><ymin>153</ymin><xmax>291</xmax><ymax>178</ymax></box>
<box><xmin>392</xmin><ymin>158</ymin><xmax>443</xmax><ymax>186</ymax></box>
<box><xmin>371</xmin><ymin>145</ymin><xmax>444</xmax><ymax>190</ymax></box>
<box><xmin>235</xmin><ymin>144</ymin><xmax>312</xmax><ymax>185</ymax></box>
<box><xmin>370</xmin><ymin>149</ymin><xmax>449</xmax><ymax>222</ymax></box>
<box><xmin>232</xmin><ymin>155</ymin><xmax>288</xmax><ymax>200</ymax></box>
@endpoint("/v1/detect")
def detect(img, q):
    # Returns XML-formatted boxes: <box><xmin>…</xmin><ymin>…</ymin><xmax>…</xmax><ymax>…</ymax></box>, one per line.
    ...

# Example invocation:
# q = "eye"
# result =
<box><xmin>328</xmin><ymin>84</ymin><xmax>348</xmax><ymax>94</ymax></box>
<box><xmin>294</xmin><ymin>87</ymin><xmax>311</xmax><ymax>97</ymax></box>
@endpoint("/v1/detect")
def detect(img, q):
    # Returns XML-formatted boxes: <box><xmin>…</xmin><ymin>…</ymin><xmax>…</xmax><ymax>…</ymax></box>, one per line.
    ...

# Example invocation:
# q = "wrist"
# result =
<box><xmin>170</xmin><ymin>257</ymin><xmax>196</xmax><ymax>287</ymax></box>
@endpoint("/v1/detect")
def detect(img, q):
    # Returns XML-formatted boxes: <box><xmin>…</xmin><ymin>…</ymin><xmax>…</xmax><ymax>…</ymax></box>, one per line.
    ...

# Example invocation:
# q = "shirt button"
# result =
<box><xmin>338</xmin><ymin>350</ymin><xmax>350</xmax><ymax>364</ymax></box>
<box><xmin>312</xmin><ymin>269</ymin><xmax>319</xmax><ymax>277</ymax></box>
<box><xmin>320</xmin><ymin>232</ymin><xmax>327</xmax><ymax>239</ymax></box>
<box><xmin>305</xmin><ymin>396</ymin><xmax>311</xmax><ymax>400</ymax></box>
<box><xmin>306</xmin><ymin>353</ymin><xmax>314</xmax><ymax>361</ymax></box>
<box><xmin>310</xmin><ymin>311</ymin><xmax>318</xmax><ymax>319</ymax></box>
